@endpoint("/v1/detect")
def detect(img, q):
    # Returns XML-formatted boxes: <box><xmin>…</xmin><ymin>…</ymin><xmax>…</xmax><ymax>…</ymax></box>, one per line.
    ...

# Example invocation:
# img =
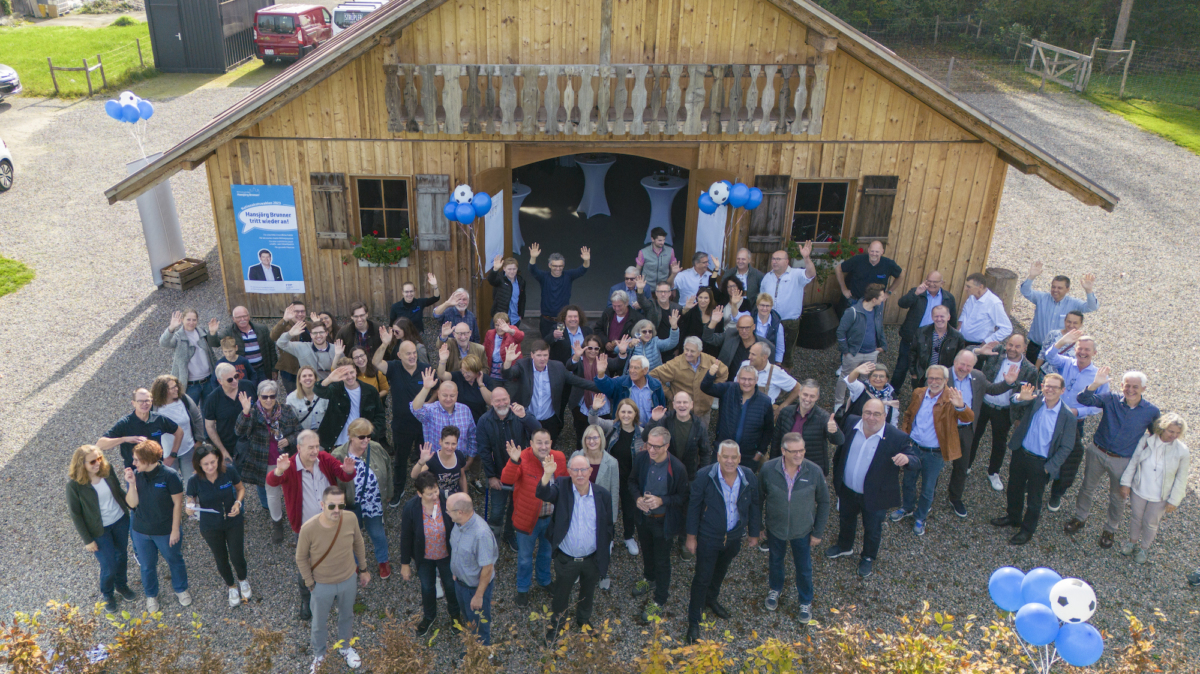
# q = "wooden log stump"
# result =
<box><xmin>985</xmin><ymin>267</ymin><xmax>1019</xmax><ymax>313</ymax></box>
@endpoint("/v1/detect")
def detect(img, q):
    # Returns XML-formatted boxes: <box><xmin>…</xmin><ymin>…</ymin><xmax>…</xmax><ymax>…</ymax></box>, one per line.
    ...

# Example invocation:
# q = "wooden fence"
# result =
<box><xmin>46</xmin><ymin>38</ymin><xmax>146</xmax><ymax>96</ymax></box>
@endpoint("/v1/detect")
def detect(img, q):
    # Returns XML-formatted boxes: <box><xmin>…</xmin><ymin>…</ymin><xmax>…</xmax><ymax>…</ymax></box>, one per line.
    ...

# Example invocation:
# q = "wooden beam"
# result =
<box><xmin>806</xmin><ymin>31</ymin><xmax>838</xmax><ymax>54</ymax></box>
<box><xmin>179</xmin><ymin>152</ymin><xmax>215</xmax><ymax>170</ymax></box>
<box><xmin>997</xmin><ymin>149</ymin><xmax>1034</xmax><ymax>174</ymax></box>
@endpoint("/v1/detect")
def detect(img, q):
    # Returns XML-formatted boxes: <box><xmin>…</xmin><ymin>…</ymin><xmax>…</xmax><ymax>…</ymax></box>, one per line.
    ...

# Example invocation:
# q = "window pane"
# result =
<box><xmin>794</xmin><ymin>182</ymin><xmax>822</xmax><ymax>212</ymax></box>
<box><xmin>817</xmin><ymin>213</ymin><xmax>844</xmax><ymax>241</ymax></box>
<box><xmin>385</xmin><ymin>210</ymin><xmax>410</xmax><ymax>239</ymax></box>
<box><xmin>382</xmin><ymin>179</ymin><xmax>408</xmax><ymax>210</ymax></box>
<box><xmin>360</xmin><ymin>209</ymin><xmax>382</xmax><ymax>237</ymax></box>
<box><xmin>358</xmin><ymin>179</ymin><xmax>383</xmax><ymax>209</ymax></box>
<box><xmin>791</xmin><ymin>213</ymin><xmax>818</xmax><ymax>242</ymax></box>
<box><xmin>822</xmin><ymin>182</ymin><xmax>848</xmax><ymax>212</ymax></box>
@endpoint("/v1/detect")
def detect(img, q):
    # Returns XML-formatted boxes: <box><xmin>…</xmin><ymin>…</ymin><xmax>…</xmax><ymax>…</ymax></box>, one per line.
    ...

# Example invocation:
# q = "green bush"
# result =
<box><xmin>110</xmin><ymin>16</ymin><xmax>138</xmax><ymax>27</ymax></box>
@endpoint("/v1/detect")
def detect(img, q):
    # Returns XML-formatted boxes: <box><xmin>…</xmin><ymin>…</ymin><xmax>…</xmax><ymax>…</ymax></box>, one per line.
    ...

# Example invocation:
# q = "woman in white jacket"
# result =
<box><xmin>1119</xmin><ymin>413</ymin><xmax>1189</xmax><ymax>563</ymax></box>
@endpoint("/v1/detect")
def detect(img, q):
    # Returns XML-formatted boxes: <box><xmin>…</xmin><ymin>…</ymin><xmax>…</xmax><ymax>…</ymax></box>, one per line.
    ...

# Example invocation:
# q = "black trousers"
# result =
<box><xmin>537</xmin><ymin>414</ymin><xmax>564</xmax><ymax>446</ymax></box>
<box><xmin>391</xmin><ymin>420</ymin><xmax>424</xmax><ymax>495</ymax></box>
<box><xmin>637</xmin><ymin>517</ymin><xmax>672</xmax><ymax>605</ymax></box>
<box><xmin>200</xmin><ymin>523</ymin><xmax>247</xmax><ymax>587</ymax></box>
<box><xmin>539</xmin><ymin>316</ymin><xmax>559</xmax><ymax>340</ymax></box>
<box><xmin>890</xmin><ymin>338</ymin><xmax>913</xmax><ymax>390</ymax></box>
<box><xmin>1025</xmin><ymin>340</ymin><xmax>1042</xmax><ymax>366</ymax></box>
<box><xmin>550</xmin><ymin>551</ymin><xmax>601</xmax><ymax>633</ymax></box>
<box><xmin>571</xmin><ymin>407</ymin><xmax>591</xmax><ymax>449</ymax></box>
<box><xmin>687</xmin><ymin>536</ymin><xmax>741</xmax><ymax>625</ymax></box>
<box><xmin>836</xmin><ymin>490</ymin><xmax>885</xmax><ymax>560</ymax></box>
<box><xmin>1006</xmin><ymin>449</ymin><xmax>1050</xmax><ymax>534</ymax></box>
<box><xmin>617</xmin><ymin>467</ymin><xmax>638</xmax><ymax>540</ymax></box>
<box><xmin>1050</xmin><ymin>420</ymin><xmax>1087</xmax><ymax>499</ymax></box>
<box><xmin>978</xmin><ymin>404</ymin><xmax>1015</xmax><ymax>475</ymax></box>
<box><xmin>416</xmin><ymin>557</ymin><xmax>461</xmax><ymax>623</ymax></box>
<box><xmin>947</xmin><ymin>425</ymin><xmax>976</xmax><ymax>504</ymax></box>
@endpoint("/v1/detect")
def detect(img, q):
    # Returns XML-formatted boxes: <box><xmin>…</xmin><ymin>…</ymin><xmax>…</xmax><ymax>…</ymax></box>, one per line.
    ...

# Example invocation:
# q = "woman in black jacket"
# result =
<box><xmin>66</xmin><ymin>445</ymin><xmax>135</xmax><ymax>613</ymax></box>
<box><xmin>678</xmin><ymin>287</ymin><xmax>723</xmax><ymax>358</ymax></box>
<box><xmin>399</xmin><ymin>470</ymin><xmax>462</xmax><ymax>636</ymax></box>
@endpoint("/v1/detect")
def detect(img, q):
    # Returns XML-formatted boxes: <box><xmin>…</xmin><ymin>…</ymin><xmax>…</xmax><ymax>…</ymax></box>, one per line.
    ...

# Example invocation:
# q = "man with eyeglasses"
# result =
<box><xmin>335</xmin><ymin>301</ymin><xmax>382</xmax><ymax>359</ymax></box>
<box><xmin>202</xmin><ymin>363</ymin><xmax>259</xmax><ymax>463</ymax></box>
<box><xmin>628</xmin><ymin>426</ymin><xmax>689</xmax><ymax>623</ymax></box>
<box><xmin>528</xmin><ymin>242</ymin><xmax>591</xmax><ymax>339</ymax></box>
<box><xmin>651</xmin><ymin>336</ymin><xmax>728</xmax><ymax>431</ymax></box>
<box><xmin>672</xmin><ymin>251</ymin><xmax>717</xmax><ymax>306</ymax></box>
<box><xmin>760</xmin><ymin>245</ymin><xmax>816</xmax><ymax>366</ymax></box>
<box><xmin>207</xmin><ymin>305</ymin><xmax>276</xmax><ymax>382</ymax></box>
<box><xmin>702</xmin><ymin>361</ymin><xmax>775</xmax><ymax>469</ymax></box>
<box><xmin>704</xmin><ymin>314</ymin><xmax>770</xmax><ymax>375</ymax></box>
<box><xmin>447</xmin><ymin>492</ymin><xmax>498</xmax><ymax>646</ymax></box>
<box><xmin>537</xmin><ymin>454</ymin><xmax>614</xmax><ymax>641</ymax></box>
<box><xmin>389</xmin><ymin>273</ymin><xmax>441</xmax><ymax>325</ymax></box>
<box><xmin>642</xmin><ymin>282</ymin><xmax>683</xmax><ymax>342</ymax></box>
<box><xmin>270</xmin><ymin>301</ymin><xmax>314</xmax><ymax>394</ymax></box>
<box><xmin>608</xmin><ymin>266</ymin><xmax>644</xmax><ymax>311</ymax></box>
<box><xmin>270</xmin><ymin>431</ymin><xmax>357</xmax><ymax>620</ymax></box>
<box><xmin>276</xmin><ymin>314</ymin><xmax>339</xmax><ymax>381</ymax></box>
<box><xmin>893</xmin><ymin>271</ymin><xmax>957</xmax><ymax>390</ymax></box>
<box><xmin>989</xmin><ymin>376</ymin><xmax>1077</xmax><ymax>546</ymax></box>
<box><xmin>433</xmin><ymin>289</ymin><xmax>482</xmax><ymax>343</ymax></box>
<box><xmin>100</xmin><ymin>388</ymin><xmax>183</xmax><ymax>470</ymax></box>
<box><xmin>296</xmin><ymin>485</ymin><xmax>369</xmax><ymax>672</ymax></box>
<box><xmin>478</xmin><ymin>387</ymin><xmax>539</xmax><ymax>550</ymax></box>
<box><xmin>439</xmin><ymin>320</ymin><xmax>486</xmax><ymax>373</ymax></box>
<box><xmin>596</xmin><ymin>290</ymin><xmax>644</xmax><ymax>355</ymax></box>
<box><xmin>1039</xmin><ymin>329</ymin><xmax>1106</xmax><ymax>513</ymax></box>
<box><xmin>827</xmin><ymin>399</ymin><xmax>917</xmax><ymax>578</ymax></box>
<box><xmin>759</xmin><ymin>432</ymin><xmax>827</xmax><ymax>625</ymax></box>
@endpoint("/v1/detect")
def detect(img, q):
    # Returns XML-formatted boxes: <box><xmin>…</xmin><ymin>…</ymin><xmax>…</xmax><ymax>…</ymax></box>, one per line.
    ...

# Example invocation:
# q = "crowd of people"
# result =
<box><xmin>66</xmin><ymin>240</ymin><xmax>1193</xmax><ymax>671</ymax></box>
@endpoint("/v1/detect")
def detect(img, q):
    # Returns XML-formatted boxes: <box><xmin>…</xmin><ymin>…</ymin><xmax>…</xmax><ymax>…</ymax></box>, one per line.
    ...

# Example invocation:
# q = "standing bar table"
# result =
<box><xmin>511</xmin><ymin>181</ymin><xmax>531</xmax><ymax>254</ymax></box>
<box><xmin>640</xmin><ymin>174</ymin><xmax>688</xmax><ymax>245</ymax></box>
<box><xmin>574</xmin><ymin>153</ymin><xmax>616</xmax><ymax>218</ymax></box>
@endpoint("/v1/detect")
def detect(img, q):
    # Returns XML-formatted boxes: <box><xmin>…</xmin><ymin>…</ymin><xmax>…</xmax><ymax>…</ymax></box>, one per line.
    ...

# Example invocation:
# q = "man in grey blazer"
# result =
<box><xmin>945</xmin><ymin>349</ymin><xmax>1020</xmax><ymax>517</ymax></box>
<box><xmin>702</xmin><ymin>314</ymin><xmax>770</xmax><ymax>374</ymax></box>
<box><xmin>989</xmin><ymin>374</ymin><xmax>1076</xmax><ymax>545</ymax></box>
<box><xmin>720</xmin><ymin>248</ymin><xmax>764</xmax><ymax>299</ymax></box>
<box><xmin>500</xmin><ymin>340</ymin><xmax>597</xmax><ymax>445</ymax></box>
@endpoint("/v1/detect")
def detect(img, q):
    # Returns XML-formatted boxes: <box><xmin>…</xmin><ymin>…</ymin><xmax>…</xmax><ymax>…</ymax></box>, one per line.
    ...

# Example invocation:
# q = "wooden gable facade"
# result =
<box><xmin>111</xmin><ymin>0</ymin><xmax>1117</xmax><ymax>322</ymax></box>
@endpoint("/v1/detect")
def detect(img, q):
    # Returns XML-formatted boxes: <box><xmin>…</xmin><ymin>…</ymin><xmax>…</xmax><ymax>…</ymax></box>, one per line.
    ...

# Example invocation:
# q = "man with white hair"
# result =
<box><xmin>719</xmin><ymin>248</ymin><xmax>764</xmax><ymax>299</ymax></box>
<box><xmin>608</xmin><ymin>267</ymin><xmax>644</xmax><ymax>310</ymax></box>
<box><xmin>529</xmin><ymin>242</ymin><xmax>591</xmax><ymax>338</ymax></box>
<box><xmin>433</xmin><ymin>289</ymin><xmax>481</xmax><ymax>343</ymax></box>
<box><xmin>895</xmin><ymin>365</ymin><xmax>972</xmax><ymax>536</ymax></box>
<box><xmin>957</xmin><ymin>274</ymin><xmax>1012</xmax><ymax>356</ymax></box>
<box><xmin>1039</xmin><ymin>330</ymin><xmax>1106</xmax><ymax>513</ymax></box>
<box><xmin>593</xmin><ymin>352</ymin><xmax>668</xmax><ymax>425</ymax></box>
<box><xmin>202</xmin><ymin>362</ymin><xmax>258</xmax><ymax>463</ymax></box>
<box><xmin>651</xmin><ymin>336</ymin><xmax>728</xmax><ymax>430</ymax></box>
<box><xmin>596</xmin><ymin>290</ymin><xmax>643</xmax><ymax>355</ymax></box>
<box><xmin>1064</xmin><ymin>367</ymin><xmax>1159</xmax><ymax>548</ymax></box>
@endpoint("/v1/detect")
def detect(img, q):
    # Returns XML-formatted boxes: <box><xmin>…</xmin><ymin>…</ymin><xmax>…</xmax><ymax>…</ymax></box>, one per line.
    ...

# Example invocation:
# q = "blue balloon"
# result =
<box><xmin>745</xmin><ymin>187</ymin><xmax>763</xmax><ymax>210</ymax></box>
<box><xmin>105</xmin><ymin>100</ymin><xmax>122</xmax><ymax>120</ymax></box>
<box><xmin>720</xmin><ymin>180</ymin><xmax>732</xmax><ymax>191</ymax></box>
<box><xmin>697</xmin><ymin>192</ymin><xmax>717</xmax><ymax>215</ymax></box>
<box><xmin>455</xmin><ymin>202</ymin><xmax>476</xmax><ymax>224</ymax></box>
<box><xmin>120</xmin><ymin>104</ymin><xmax>140</xmax><ymax>123</ymax></box>
<box><xmin>728</xmin><ymin>183</ymin><xmax>750</xmax><ymax>208</ymax></box>
<box><xmin>137</xmin><ymin>100</ymin><xmax>154</xmax><ymax>120</ymax></box>
<box><xmin>1021</xmin><ymin>568</ymin><xmax>1062</xmax><ymax>608</ymax></box>
<box><xmin>471</xmin><ymin>192</ymin><xmax>492</xmax><ymax>217</ymax></box>
<box><xmin>1056</xmin><ymin>622</ymin><xmax>1104</xmax><ymax>667</ymax></box>
<box><xmin>443</xmin><ymin>201</ymin><xmax>458</xmax><ymax>221</ymax></box>
<box><xmin>1015</xmin><ymin>603</ymin><xmax>1060</xmax><ymax>646</ymax></box>
<box><xmin>988</xmin><ymin>567</ymin><xmax>1026</xmax><ymax>612</ymax></box>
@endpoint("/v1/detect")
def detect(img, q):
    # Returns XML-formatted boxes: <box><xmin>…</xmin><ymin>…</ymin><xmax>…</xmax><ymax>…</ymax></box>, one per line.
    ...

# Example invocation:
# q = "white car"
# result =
<box><xmin>0</xmin><ymin>137</ymin><xmax>13</xmax><ymax>192</ymax></box>
<box><xmin>0</xmin><ymin>65</ymin><xmax>21</xmax><ymax>103</ymax></box>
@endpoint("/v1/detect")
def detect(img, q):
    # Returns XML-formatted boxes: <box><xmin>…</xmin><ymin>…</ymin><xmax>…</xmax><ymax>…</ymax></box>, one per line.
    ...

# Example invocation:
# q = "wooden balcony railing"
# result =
<box><xmin>382</xmin><ymin>63</ymin><xmax>831</xmax><ymax>137</ymax></box>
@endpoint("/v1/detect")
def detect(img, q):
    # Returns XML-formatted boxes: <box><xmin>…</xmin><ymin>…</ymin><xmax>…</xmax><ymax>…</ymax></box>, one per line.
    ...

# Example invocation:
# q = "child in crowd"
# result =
<box><xmin>216</xmin><ymin>336</ymin><xmax>259</xmax><ymax>386</ymax></box>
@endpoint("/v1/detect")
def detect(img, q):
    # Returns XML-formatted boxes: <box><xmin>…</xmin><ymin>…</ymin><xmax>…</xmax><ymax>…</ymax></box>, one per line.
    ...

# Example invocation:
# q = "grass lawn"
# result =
<box><xmin>0</xmin><ymin>256</ymin><xmax>35</xmax><ymax>298</ymax></box>
<box><xmin>0</xmin><ymin>21</ymin><xmax>156</xmax><ymax>97</ymax></box>
<box><xmin>1086</xmin><ymin>93</ymin><xmax>1200</xmax><ymax>156</ymax></box>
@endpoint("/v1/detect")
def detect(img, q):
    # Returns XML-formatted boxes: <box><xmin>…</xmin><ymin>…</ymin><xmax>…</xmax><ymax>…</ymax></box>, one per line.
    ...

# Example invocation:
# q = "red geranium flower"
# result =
<box><xmin>372</xmin><ymin>230</ymin><xmax>378</xmax><ymax>236</ymax></box>
<box><xmin>832</xmin><ymin>248</ymin><xmax>841</xmax><ymax>256</ymax></box>
<box><xmin>858</xmin><ymin>248</ymin><xmax>864</xmax><ymax>253</ymax></box>
<box><xmin>395</xmin><ymin>246</ymin><xmax>401</xmax><ymax>251</ymax></box>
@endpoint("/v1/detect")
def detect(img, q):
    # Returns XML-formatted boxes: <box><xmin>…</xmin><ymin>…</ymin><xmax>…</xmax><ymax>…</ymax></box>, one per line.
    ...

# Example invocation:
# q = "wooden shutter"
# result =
<box><xmin>415</xmin><ymin>174</ymin><xmax>451</xmax><ymax>251</ymax></box>
<box><xmin>855</xmin><ymin>175</ymin><xmax>899</xmax><ymax>239</ymax></box>
<box><xmin>746</xmin><ymin>175</ymin><xmax>791</xmax><ymax>256</ymax></box>
<box><xmin>310</xmin><ymin>172</ymin><xmax>351</xmax><ymax>249</ymax></box>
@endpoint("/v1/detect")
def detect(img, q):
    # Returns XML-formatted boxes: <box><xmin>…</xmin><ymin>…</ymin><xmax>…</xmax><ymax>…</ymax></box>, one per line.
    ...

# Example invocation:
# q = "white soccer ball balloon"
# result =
<box><xmin>453</xmin><ymin>184</ymin><xmax>474</xmax><ymax>204</ymax></box>
<box><xmin>118</xmin><ymin>91</ymin><xmax>139</xmax><ymax>107</ymax></box>
<box><xmin>1049</xmin><ymin>578</ymin><xmax>1096</xmax><ymax>624</ymax></box>
<box><xmin>708</xmin><ymin>181</ymin><xmax>730</xmax><ymax>205</ymax></box>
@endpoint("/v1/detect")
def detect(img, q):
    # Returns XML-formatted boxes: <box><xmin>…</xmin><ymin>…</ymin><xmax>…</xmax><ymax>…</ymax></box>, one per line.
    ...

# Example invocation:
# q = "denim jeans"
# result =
<box><xmin>350</xmin><ymin>506</ymin><xmax>389</xmax><ymax>564</ymax></box>
<box><xmin>515</xmin><ymin>516</ymin><xmax>552</xmax><ymax>592</ymax></box>
<box><xmin>131</xmin><ymin>530</ymin><xmax>188</xmax><ymax>598</ymax></box>
<box><xmin>767</xmin><ymin>533</ymin><xmax>813</xmax><ymax>605</ymax></box>
<box><xmin>416</xmin><ymin>557</ymin><xmax>460</xmax><ymax>623</ymax></box>
<box><xmin>485</xmin><ymin>486</ymin><xmax>515</xmax><ymax>543</ymax></box>
<box><xmin>185</xmin><ymin>378</ymin><xmax>211</xmax><ymax>408</ymax></box>
<box><xmin>93</xmin><ymin>514</ymin><xmax>131</xmax><ymax>599</ymax></box>
<box><xmin>902</xmin><ymin>445</ymin><xmax>945</xmax><ymax>521</ymax></box>
<box><xmin>454</xmin><ymin>579</ymin><xmax>494</xmax><ymax>645</ymax></box>
<box><xmin>279</xmin><ymin>370</ymin><xmax>297</xmax><ymax>395</ymax></box>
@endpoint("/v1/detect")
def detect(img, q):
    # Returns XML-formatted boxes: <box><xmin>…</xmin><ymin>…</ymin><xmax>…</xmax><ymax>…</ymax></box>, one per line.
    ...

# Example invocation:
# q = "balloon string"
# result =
<box><xmin>127</xmin><ymin>123</ymin><xmax>146</xmax><ymax>160</ymax></box>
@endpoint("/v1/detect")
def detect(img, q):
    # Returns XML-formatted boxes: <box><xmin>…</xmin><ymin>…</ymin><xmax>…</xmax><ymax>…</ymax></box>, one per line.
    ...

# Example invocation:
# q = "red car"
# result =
<box><xmin>253</xmin><ymin>5</ymin><xmax>333</xmax><ymax>65</ymax></box>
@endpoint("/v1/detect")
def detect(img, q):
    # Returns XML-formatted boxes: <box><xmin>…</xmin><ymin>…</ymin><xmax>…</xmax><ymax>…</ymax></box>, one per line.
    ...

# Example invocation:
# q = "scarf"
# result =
<box><xmin>581</xmin><ymin>356</ymin><xmax>598</xmax><ymax>407</ymax></box>
<box><xmin>866</xmin><ymin>382</ymin><xmax>895</xmax><ymax>402</ymax></box>
<box><xmin>256</xmin><ymin>400</ymin><xmax>282</xmax><ymax>436</ymax></box>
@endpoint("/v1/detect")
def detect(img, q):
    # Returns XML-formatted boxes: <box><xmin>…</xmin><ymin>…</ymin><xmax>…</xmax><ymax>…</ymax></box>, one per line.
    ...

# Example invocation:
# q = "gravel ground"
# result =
<box><xmin>1</xmin><ymin>87</ymin><xmax>1198</xmax><ymax>671</ymax></box>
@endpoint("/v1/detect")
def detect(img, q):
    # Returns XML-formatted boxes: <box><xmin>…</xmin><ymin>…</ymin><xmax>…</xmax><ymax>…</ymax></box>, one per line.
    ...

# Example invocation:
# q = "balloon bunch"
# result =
<box><xmin>442</xmin><ymin>184</ymin><xmax>493</xmax><ymax>225</ymax></box>
<box><xmin>104</xmin><ymin>90</ymin><xmax>155</xmax><ymax>159</ymax></box>
<box><xmin>697</xmin><ymin>180</ymin><xmax>763</xmax><ymax>215</ymax></box>
<box><xmin>989</xmin><ymin>566</ymin><xmax>1104</xmax><ymax>671</ymax></box>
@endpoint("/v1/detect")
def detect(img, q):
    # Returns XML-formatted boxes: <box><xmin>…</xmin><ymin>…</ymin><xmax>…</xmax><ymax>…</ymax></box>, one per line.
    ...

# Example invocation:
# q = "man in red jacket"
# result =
<box><xmin>501</xmin><ymin>429</ymin><xmax>566</xmax><ymax>608</ymax></box>
<box><xmin>267</xmin><ymin>429</ymin><xmax>356</xmax><ymax>620</ymax></box>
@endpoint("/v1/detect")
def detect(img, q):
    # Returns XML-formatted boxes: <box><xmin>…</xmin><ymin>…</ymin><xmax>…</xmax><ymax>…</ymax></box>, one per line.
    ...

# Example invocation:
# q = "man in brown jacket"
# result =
<box><xmin>297</xmin><ymin>485</ymin><xmax>369</xmax><ymax>672</ymax></box>
<box><xmin>891</xmin><ymin>365</ymin><xmax>973</xmax><ymax>536</ymax></box>
<box><xmin>651</xmin><ymin>336</ymin><xmax>728</xmax><ymax>429</ymax></box>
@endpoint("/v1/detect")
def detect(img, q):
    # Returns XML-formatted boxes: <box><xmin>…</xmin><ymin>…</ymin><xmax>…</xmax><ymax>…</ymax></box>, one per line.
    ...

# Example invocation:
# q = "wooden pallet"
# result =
<box><xmin>161</xmin><ymin>258</ymin><xmax>209</xmax><ymax>291</ymax></box>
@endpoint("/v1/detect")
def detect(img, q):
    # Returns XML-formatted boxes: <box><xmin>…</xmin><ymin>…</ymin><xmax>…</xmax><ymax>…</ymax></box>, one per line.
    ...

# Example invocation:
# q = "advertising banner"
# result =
<box><xmin>231</xmin><ymin>184</ymin><xmax>306</xmax><ymax>294</ymax></box>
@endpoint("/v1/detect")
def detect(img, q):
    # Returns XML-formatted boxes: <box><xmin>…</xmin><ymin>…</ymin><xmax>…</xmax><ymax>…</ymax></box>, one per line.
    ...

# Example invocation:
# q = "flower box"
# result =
<box><xmin>357</xmin><ymin>258</ymin><xmax>409</xmax><ymax>268</ymax></box>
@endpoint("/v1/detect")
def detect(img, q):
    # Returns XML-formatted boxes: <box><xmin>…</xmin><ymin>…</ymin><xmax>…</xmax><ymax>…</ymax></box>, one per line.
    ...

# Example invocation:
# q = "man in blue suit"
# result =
<box><xmin>826</xmin><ymin>398</ymin><xmax>919</xmax><ymax>578</ymax></box>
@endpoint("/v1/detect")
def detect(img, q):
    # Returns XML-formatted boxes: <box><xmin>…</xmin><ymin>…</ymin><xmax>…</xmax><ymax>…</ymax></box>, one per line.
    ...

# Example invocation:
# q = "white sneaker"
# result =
<box><xmin>176</xmin><ymin>591</ymin><xmax>192</xmax><ymax>607</ymax></box>
<box><xmin>228</xmin><ymin>587</ymin><xmax>241</xmax><ymax>607</ymax></box>
<box><xmin>988</xmin><ymin>473</ymin><xmax>1004</xmax><ymax>492</ymax></box>
<box><xmin>310</xmin><ymin>655</ymin><xmax>324</xmax><ymax>674</ymax></box>
<box><xmin>625</xmin><ymin>538</ymin><xmax>640</xmax><ymax>556</ymax></box>
<box><xmin>146</xmin><ymin>597</ymin><xmax>159</xmax><ymax>613</ymax></box>
<box><xmin>435</xmin><ymin>576</ymin><xmax>444</xmax><ymax>599</ymax></box>
<box><xmin>341</xmin><ymin>647</ymin><xmax>361</xmax><ymax>669</ymax></box>
<box><xmin>239</xmin><ymin>579</ymin><xmax>252</xmax><ymax>601</ymax></box>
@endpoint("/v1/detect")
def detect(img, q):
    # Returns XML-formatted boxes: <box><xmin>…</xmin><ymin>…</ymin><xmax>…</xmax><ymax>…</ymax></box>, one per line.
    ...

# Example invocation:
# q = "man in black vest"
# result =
<box><xmin>892</xmin><ymin>271</ymin><xmax>957</xmax><ymax>390</ymax></box>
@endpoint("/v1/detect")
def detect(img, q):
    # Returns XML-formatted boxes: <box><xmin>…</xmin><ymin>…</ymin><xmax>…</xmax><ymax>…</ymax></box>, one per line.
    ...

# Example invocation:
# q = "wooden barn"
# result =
<box><xmin>106</xmin><ymin>0</ymin><xmax>1117</xmax><ymax>324</ymax></box>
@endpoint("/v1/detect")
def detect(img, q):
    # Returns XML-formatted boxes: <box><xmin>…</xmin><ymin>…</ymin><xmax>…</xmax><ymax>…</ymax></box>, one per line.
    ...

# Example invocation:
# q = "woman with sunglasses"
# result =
<box><xmin>618</xmin><ymin>316</ymin><xmax>679</xmax><ymax>374</ymax></box>
<box><xmin>67</xmin><ymin>445</ymin><xmax>135</xmax><ymax>613</ymax></box>
<box><xmin>235</xmin><ymin>379</ymin><xmax>301</xmax><ymax>544</ymax></box>
<box><xmin>185</xmin><ymin>444</ymin><xmax>250</xmax><ymax>607</ymax></box>
<box><xmin>567</xmin><ymin>334</ymin><xmax>610</xmax><ymax>448</ymax></box>
<box><xmin>332</xmin><ymin>418</ymin><xmax>394</xmax><ymax>578</ymax></box>
<box><xmin>572</xmin><ymin>424</ymin><xmax>620</xmax><ymax>589</ymax></box>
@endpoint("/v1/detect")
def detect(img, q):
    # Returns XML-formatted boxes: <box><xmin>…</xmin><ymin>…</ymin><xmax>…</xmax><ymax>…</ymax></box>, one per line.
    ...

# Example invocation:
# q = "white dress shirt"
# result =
<box><xmin>740</xmin><ymin>360</ymin><xmax>797</xmax><ymax>403</ymax></box>
<box><xmin>844</xmin><ymin>421</ymin><xmax>885</xmax><ymax>494</ymax></box>
<box><xmin>759</xmin><ymin>267</ymin><xmax>812</xmax><ymax>321</ymax></box>
<box><xmin>958</xmin><ymin>289</ymin><xmax>1012</xmax><ymax>344</ymax></box>
<box><xmin>672</xmin><ymin>268</ymin><xmax>711</xmax><ymax>304</ymax></box>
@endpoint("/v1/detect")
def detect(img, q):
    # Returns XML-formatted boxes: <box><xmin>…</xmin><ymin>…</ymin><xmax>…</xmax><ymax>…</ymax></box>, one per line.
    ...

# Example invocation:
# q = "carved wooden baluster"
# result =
<box><xmin>777</xmin><ymin>65</ymin><xmax>793</xmax><ymax>134</ymax></box>
<box><xmin>520</xmin><ymin>66</ymin><xmax>540</xmax><ymax>135</ymax></box>
<box><xmin>577</xmin><ymin>66</ymin><xmax>595</xmax><ymax>135</ymax></box>
<box><xmin>758</xmin><ymin>65</ymin><xmax>777</xmax><ymax>134</ymax></box>
<box><xmin>706</xmin><ymin>65</ymin><xmax>725</xmax><ymax>135</ymax></box>
<box><xmin>808</xmin><ymin>64</ymin><xmax>829</xmax><ymax>135</ymax></box>
<box><xmin>420</xmin><ymin>64</ymin><xmax>438</xmax><ymax>133</ymax></box>
<box><xmin>402</xmin><ymin>65</ymin><xmax>420</xmax><ymax>133</ymax></box>
<box><xmin>484</xmin><ymin>67</ymin><xmax>497</xmax><ymax>134</ymax></box>
<box><xmin>649</xmin><ymin>65</ymin><xmax>664</xmax><ymax>134</ymax></box>
<box><xmin>630</xmin><ymin>65</ymin><xmax>648</xmax><ymax>135</ymax></box>
<box><xmin>442</xmin><ymin>64</ymin><xmax>463</xmax><ymax>134</ymax></box>
<box><xmin>384</xmin><ymin>64</ymin><xmax>403</xmax><ymax>133</ymax></box>
<box><xmin>499</xmin><ymin>65</ymin><xmax>518</xmax><ymax>135</ymax></box>
<box><xmin>465</xmin><ymin>65</ymin><xmax>481</xmax><ymax>134</ymax></box>
<box><xmin>611</xmin><ymin>66</ymin><xmax>628</xmax><ymax>135</ymax></box>
<box><xmin>727</xmin><ymin>64</ymin><xmax>744</xmax><ymax>133</ymax></box>
<box><xmin>745</xmin><ymin>65</ymin><xmax>761</xmax><ymax>136</ymax></box>
<box><xmin>789</xmin><ymin>65</ymin><xmax>808</xmax><ymax>135</ymax></box>
<box><xmin>595</xmin><ymin>66</ymin><xmax>612</xmax><ymax>135</ymax></box>
<box><xmin>682</xmin><ymin>65</ymin><xmax>707</xmax><ymax>135</ymax></box>
<box><xmin>562</xmin><ymin>66</ymin><xmax>577</xmax><ymax>135</ymax></box>
<box><xmin>665</xmin><ymin>65</ymin><xmax>682</xmax><ymax>135</ymax></box>
<box><xmin>543</xmin><ymin>65</ymin><xmax>561</xmax><ymax>134</ymax></box>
